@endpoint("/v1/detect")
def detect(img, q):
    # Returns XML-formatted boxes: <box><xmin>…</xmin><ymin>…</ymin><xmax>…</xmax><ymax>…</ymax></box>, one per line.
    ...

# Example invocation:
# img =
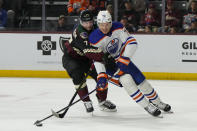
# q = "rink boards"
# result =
<box><xmin>0</xmin><ymin>32</ymin><xmax>197</xmax><ymax>80</ymax></box>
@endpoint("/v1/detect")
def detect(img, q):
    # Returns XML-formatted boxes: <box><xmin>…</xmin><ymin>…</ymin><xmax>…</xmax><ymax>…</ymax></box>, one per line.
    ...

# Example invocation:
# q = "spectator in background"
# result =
<box><xmin>187</xmin><ymin>0</ymin><xmax>197</xmax><ymax>11</ymax></box>
<box><xmin>122</xmin><ymin>1</ymin><xmax>140</xmax><ymax>29</ymax></box>
<box><xmin>88</xmin><ymin>0</ymin><xmax>97</xmax><ymax>16</ymax></box>
<box><xmin>120</xmin><ymin>16</ymin><xmax>135</xmax><ymax>33</ymax></box>
<box><xmin>106</xmin><ymin>4</ymin><xmax>113</xmax><ymax>20</ymax></box>
<box><xmin>67</xmin><ymin>0</ymin><xmax>89</xmax><ymax>16</ymax></box>
<box><xmin>185</xmin><ymin>17</ymin><xmax>197</xmax><ymax>33</ymax></box>
<box><xmin>132</xmin><ymin>0</ymin><xmax>147</xmax><ymax>18</ymax></box>
<box><xmin>3</xmin><ymin>0</ymin><xmax>27</xmax><ymax>29</ymax></box>
<box><xmin>88</xmin><ymin>0</ymin><xmax>107</xmax><ymax>16</ymax></box>
<box><xmin>183</xmin><ymin>0</ymin><xmax>197</xmax><ymax>30</ymax></box>
<box><xmin>56</xmin><ymin>15</ymin><xmax>68</xmax><ymax>32</ymax></box>
<box><xmin>3</xmin><ymin>0</ymin><xmax>16</xmax><ymax>29</ymax></box>
<box><xmin>168</xmin><ymin>26</ymin><xmax>178</xmax><ymax>33</ymax></box>
<box><xmin>137</xmin><ymin>25</ymin><xmax>156</xmax><ymax>33</ymax></box>
<box><xmin>95</xmin><ymin>0</ymin><xmax>107</xmax><ymax>11</ymax></box>
<box><xmin>141</xmin><ymin>4</ymin><xmax>160</xmax><ymax>30</ymax></box>
<box><xmin>144</xmin><ymin>25</ymin><xmax>152</xmax><ymax>33</ymax></box>
<box><xmin>165</xmin><ymin>1</ymin><xmax>182</xmax><ymax>30</ymax></box>
<box><xmin>6</xmin><ymin>10</ymin><xmax>15</xmax><ymax>29</ymax></box>
<box><xmin>137</xmin><ymin>26</ymin><xmax>145</xmax><ymax>32</ymax></box>
<box><xmin>0</xmin><ymin>0</ymin><xmax>7</xmax><ymax>30</ymax></box>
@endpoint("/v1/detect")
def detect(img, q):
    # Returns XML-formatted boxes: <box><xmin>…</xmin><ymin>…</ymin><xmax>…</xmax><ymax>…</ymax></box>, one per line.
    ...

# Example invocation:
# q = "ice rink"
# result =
<box><xmin>0</xmin><ymin>77</ymin><xmax>197</xmax><ymax>131</ymax></box>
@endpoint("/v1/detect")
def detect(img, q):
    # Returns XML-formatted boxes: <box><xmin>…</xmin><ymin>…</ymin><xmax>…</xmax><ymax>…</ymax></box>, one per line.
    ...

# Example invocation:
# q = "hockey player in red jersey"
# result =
<box><xmin>62</xmin><ymin>10</ymin><xmax>116</xmax><ymax>113</ymax></box>
<box><xmin>89</xmin><ymin>10</ymin><xmax>172</xmax><ymax>117</ymax></box>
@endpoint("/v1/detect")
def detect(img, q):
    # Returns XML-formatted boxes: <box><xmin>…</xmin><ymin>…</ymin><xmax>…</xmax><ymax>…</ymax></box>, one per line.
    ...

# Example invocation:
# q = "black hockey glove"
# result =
<box><xmin>102</xmin><ymin>53</ymin><xmax>117</xmax><ymax>71</ymax></box>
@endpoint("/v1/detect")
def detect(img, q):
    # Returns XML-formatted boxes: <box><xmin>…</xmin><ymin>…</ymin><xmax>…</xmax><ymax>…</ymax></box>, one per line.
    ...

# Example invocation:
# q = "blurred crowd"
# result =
<box><xmin>0</xmin><ymin>0</ymin><xmax>27</xmax><ymax>30</ymax></box>
<box><xmin>0</xmin><ymin>0</ymin><xmax>197</xmax><ymax>34</ymax></box>
<box><xmin>58</xmin><ymin>0</ymin><xmax>197</xmax><ymax>33</ymax></box>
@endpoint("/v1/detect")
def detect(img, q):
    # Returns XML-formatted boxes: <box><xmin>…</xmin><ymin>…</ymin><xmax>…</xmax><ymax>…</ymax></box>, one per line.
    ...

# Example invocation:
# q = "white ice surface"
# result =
<box><xmin>0</xmin><ymin>78</ymin><xmax>197</xmax><ymax>131</ymax></box>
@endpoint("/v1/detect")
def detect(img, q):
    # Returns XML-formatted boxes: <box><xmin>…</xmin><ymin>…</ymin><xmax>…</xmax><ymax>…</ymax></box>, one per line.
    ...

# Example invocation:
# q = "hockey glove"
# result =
<box><xmin>97</xmin><ymin>73</ymin><xmax>108</xmax><ymax>91</ymax></box>
<box><xmin>102</xmin><ymin>53</ymin><xmax>117</xmax><ymax>71</ymax></box>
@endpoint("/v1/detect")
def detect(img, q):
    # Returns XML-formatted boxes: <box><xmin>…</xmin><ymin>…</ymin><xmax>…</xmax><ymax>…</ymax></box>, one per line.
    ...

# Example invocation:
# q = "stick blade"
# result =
<box><xmin>51</xmin><ymin>109</ymin><xmax>61</xmax><ymax>118</ymax></box>
<box><xmin>34</xmin><ymin>120</ymin><xmax>43</xmax><ymax>127</ymax></box>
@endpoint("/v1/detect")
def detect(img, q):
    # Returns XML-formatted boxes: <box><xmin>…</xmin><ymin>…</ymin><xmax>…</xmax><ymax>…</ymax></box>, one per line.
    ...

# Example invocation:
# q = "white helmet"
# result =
<box><xmin>97</xmin><ymin>10</ymin><xmax>112</xmax><ymax>25</ymax></box>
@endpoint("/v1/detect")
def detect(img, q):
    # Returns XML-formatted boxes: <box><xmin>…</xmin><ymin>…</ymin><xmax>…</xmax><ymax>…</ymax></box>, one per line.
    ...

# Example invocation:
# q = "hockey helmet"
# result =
<box><xmin>97</xmin><ymin>10</ymin><xmax>112</xmax><ymax>25</ymax></box>
<box><xmin>80</xmin><ymin>10</ymin><xmax>93</xmax><ymax>22</ymax></box>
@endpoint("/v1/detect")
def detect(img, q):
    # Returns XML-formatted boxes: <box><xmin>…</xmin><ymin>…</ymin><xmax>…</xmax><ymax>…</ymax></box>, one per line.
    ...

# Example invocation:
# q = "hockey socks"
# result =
<box><xmin>119</xmin><ymin>74</ymin><xmax>161</xmax><ymax>116</ymax></box>
<box><xmin>75</xmin><ymin>83</ymin><xmax>91</xmax><ymax>102</ymax></box>
<box><xmin>120</xmin><ymin>74</ymin><xmax>149</xmax><ymax>108</ymax></box>
<box><xmin>96</xmin><ymin>89</ymin><xmax>108</xmax><ymax>102</ymax></box>
<box><xmin>138</xmin><ymin>80</ymin><xmax>171</xmax><ymax>112</ymax></box>
<box><xmin>138</xmin><ymin>80</ymin><xmax>160</xmax><ymax>103</ymax></box>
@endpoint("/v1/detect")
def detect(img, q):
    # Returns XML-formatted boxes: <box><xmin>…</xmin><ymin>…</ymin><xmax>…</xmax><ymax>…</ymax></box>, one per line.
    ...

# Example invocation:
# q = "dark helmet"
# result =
<box><xmin>80</xmin><ymin>10</ymin><xmax>93</xmax><ymax>22</ymax></box>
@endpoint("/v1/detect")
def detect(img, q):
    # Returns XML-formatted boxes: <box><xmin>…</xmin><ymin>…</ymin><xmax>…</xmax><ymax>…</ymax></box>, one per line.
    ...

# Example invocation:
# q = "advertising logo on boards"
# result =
<box><xmin>37</xmin><ymin>36</ymin><xmax>56</xmax><ymax>55</ymax></box>
<box><xmin>181</xmin><ymin>42</ymin><xmax>197</xmax><ymax>62</ymax></box>
<box><xmin>59</xmin><ymin>36</ymin><xmax>71</xmax><ymax>53</ymax></box>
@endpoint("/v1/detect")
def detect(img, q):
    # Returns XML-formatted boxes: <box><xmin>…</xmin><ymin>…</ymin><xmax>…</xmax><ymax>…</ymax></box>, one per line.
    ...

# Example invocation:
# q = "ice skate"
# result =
<box><xmin>98</xmin><ymin>100</ymin><xmax>117</xmax><ymax>112</ymax></box>
<box><xmin>84</xmin><ymin>101</ymin><xmax>94</xmax><ymax>113</ymax></box>
<box><xmin>154</xmin><ymin>101</ymin><xmax>172</xmax><ymax>113</ymax></box>
<box><xmin>144</xmin><ymin>103</ymin><xmax>162</xmax><ymax>117</ymax></box>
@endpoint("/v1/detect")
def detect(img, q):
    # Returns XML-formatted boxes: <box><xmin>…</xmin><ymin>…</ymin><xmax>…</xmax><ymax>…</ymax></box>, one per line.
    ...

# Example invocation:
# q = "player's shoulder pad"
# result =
<box><xmin>111</xmin><ymin>22</ymin><xmax>124</xmax><ymax>32</ymax></box>
<box><xmin>80</xmin><ymin>32</ymin><xmax>88</xmax><ymax>39</ymax></box>
<box><xmin>89</xmin><ymin>29</ymin><xmax>105</xmax><ymax>45</ymax></box>
<box><xmin>76</xmin><ymin>24</ymin><xmax>89</xmax><ymax>39</ymax></box>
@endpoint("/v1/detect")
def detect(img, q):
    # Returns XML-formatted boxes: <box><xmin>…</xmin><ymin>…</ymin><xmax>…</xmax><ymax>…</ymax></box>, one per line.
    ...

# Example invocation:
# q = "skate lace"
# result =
<box><xmin>101</xmin><ymin>100</ymin><xmax>114</xmax><ymax>108</ymax></box>
<box><xmin>157</xmin><ymin>102</ymin><xmax>166</xmax><ymax>109</ymax></box>
<box><xmin>84</xmin><ymin>101</ymin><xmax>93</xmax><ymax>109</ymax></box>
<box><xmin>146</xmin><ymin>103</ymin><xmax>157</xmax><ymax>113</ymax></box>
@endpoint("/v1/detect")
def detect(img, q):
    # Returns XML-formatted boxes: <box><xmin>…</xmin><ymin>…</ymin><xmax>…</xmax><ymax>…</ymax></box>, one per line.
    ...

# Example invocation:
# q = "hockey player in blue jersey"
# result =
<box><xmin>89</xmin><ymin>10</ymin><xmax>172</xmax><ymax>117</ymax></box>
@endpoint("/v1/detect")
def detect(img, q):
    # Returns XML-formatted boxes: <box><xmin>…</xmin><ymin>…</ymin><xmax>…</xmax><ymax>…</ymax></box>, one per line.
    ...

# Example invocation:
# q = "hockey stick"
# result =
<box><xmin>34</xmin><ymin>87</ymin><xmax>97</xmax><ymax>127</ymax></box>
<box><xmin>52</xmin><ymin>69</ymin><xmax>119</xmax><ymax>119</ymax></box>
<box><xmin>34</xmin><ymin>65</ymin><xmax>93</xmax><ymax>126</ymax></box>
<box><xmin>34</xmin><ymin>68</ymin><xmax>118</xmax><ymax>126</ymax></box>
<box><xmin>54</xmin><ymin>67</ymin><xmax>93</xmax><ymax>119</ymax></box>
<box><xmin>57</xmin><ymin>92</ymin><xmax>77</xmax><ymax>118</ymax></box>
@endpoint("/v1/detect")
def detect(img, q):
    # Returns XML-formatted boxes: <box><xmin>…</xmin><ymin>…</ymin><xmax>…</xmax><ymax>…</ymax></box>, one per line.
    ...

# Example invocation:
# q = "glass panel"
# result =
<box><xmin>2</xmin><ymin>0</ymin><xmax>43</xmax><ymax>31</ymax></box>
<box><xmin>45</xmin><ymin>0</ymin><xmax>69</xmax><ymax>32</ymax></box>
<box><xmin>1</xmin><ymin>0</ymin><xmax>197</xmax><ymax>34</ymax></box>
<box><xmin>117</xmin><ymin>0</ymin><xmax>197</xmax><ymax>34</ymax></box>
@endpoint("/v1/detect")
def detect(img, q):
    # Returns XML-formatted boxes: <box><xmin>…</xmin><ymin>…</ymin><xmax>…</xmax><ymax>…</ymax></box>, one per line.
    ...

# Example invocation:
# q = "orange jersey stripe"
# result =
<box><xmin>120</xmin><ymin>39</ymin><xmax>136</xmax><ymax>56</ymax></box>
<box><xmin>118</xmin><ymin>57</ymin><xmax>130</xmax><ymax>65</ymax></box>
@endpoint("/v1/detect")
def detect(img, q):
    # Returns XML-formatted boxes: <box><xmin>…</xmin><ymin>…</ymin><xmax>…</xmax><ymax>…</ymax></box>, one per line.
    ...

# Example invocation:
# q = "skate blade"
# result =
<box><xmin>163</xmin><ymin>110</ymin><xmax>174</xmax><ymax>114</ymax></box>
<box><xmin>99</xmin><ymin>108</ymin><xmax>117</xmax><ymax>112</ymax></box>
<box><xmin>156</xmin><ymin>114</ymin><xmax>164</xmax><ymax>118</ymax></box>
<box><xmin>86</xmin><ymin>111</ymin><xmax>94</xmax><ymax>117</ymax></box>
